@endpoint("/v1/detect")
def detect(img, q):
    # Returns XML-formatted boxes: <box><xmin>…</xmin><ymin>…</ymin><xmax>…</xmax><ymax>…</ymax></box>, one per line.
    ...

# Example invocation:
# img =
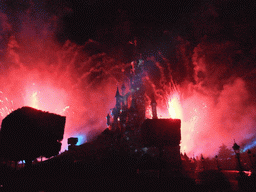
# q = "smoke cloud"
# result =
<box><xmin>0</xmin><ymin>0</ymin><xmax>255</xmax><ymax>156</ymax></box>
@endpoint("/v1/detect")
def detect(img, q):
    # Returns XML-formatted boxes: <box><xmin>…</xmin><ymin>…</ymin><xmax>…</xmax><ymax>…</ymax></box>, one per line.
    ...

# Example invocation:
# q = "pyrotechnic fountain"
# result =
<box><xmin>0</xmin><ymin>1</ymin><xmax>255</xmax><ymax>159</ymax></box>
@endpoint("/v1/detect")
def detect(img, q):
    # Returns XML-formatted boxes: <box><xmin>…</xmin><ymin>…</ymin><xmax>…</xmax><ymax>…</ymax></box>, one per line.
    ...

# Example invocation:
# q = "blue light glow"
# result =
<box><xmin>75</xmin><ymin>135</ymin><xmax>86</xmax><ymax>145</ymax></box>
<box><xmin>18</xmin><ymin>160</ymin><xmax>26</xmax><ymax>164</ymax></box>
<box><xmin>243</xmin><ymin>139</ymin><xmax>256</xmax><ymax>152</ymax></box>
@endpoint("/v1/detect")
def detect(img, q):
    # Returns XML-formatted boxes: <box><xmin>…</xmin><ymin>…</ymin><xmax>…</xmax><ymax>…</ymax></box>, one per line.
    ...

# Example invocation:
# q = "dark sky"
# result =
<box><xmin>2</xmin><ymin>0</ymin><xmax>256</xmax><ymax>54</ymax></box>
<box><xmin>58</xmin><ymin>0</ymin><xmax>256</xmax><ymax>46</ymax></box>
<box><xmin>58</xmin><ymin>0</ymin><xmax>256</xmax><ymax>78</ymax></box>
<box><xmin>59</xmin><ymin>0</ymin><xmax>199</xmax><ymax>43</ymax></box>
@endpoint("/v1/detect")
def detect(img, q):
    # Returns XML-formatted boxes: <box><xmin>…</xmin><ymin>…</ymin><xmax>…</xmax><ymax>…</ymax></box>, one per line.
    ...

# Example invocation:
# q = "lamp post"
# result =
<box><xmin>201</xmin><ymin>154</ymin><xmax>205</xmax><ymax>170</ymax></box>
<box><xmin>232</xmin><ymin>141</ymin><xmax>244</xmax><ymax>176</ymax></box>
<box><xmin>215</xmin><ymin>155</ymin><xmax>221</xmax><ymax>171</ymax></box>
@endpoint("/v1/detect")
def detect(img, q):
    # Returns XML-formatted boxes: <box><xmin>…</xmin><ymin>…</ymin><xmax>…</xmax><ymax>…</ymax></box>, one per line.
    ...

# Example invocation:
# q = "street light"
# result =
<box><xmin>232</xmin><ymin>142</ymin><xmax>240</xmax><ymax>154</ymax></box>
<box><xmin>215</xmin><ymin>155</ymin><xmax>221</xmax><ymax>171</ymax></box>
<box><xmin>232</xmin><ymin>141</ymin><xmax>244</xmax><ymax>176</ymax></box>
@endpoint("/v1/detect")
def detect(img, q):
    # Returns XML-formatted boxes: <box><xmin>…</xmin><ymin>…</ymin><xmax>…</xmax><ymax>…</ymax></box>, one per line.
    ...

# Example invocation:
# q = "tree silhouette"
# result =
<box><xmin>218</xmin><ymin>144</ymin><xmax>233</xmax><ymax>160</ymax></box>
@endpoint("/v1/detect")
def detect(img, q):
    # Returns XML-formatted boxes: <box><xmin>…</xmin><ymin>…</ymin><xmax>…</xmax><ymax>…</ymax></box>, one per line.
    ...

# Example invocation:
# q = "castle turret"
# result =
<box><xmin>129</xmin><ymin>58</ymin><xmax>145</xmax><ymax>125</ymax></box>
<box><xmin>121</xmin><ymin>83</ymin><xmax>126</xmax><ymax>108</ymax></box>
<box><xmin>115</xmin><ymin>87</ymin><xmax>121</xmax><ymax>110</ymax></box>
<box><xmin>151</xmin><ymin>95</ymin><xmax>158</xmax><ymax>119</ymax></box>
<box><xmin>106</xmin><ymin>113</ymin><xmax>111</xmax><ymax>126</ymax></box>
<box><xmin>121</xmin><ymin>84</ymin><xmax>126</xmax><ymax>96</ymax></box>
<box><xmin>127</xmin><ymin>97</ymin><xmax>138</xmax><ymax>129</ymax></box>
<box><xmin>111</xmin><ymin>87</ymin><xmax>122</xmax><ymax>131</ymax></box>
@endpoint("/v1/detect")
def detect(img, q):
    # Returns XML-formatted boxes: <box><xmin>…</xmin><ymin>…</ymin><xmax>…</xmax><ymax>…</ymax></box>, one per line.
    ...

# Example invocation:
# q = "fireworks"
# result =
<box><xmin>24</xmin><ymin>83</ymin><xmax>69</xmax><ymax>115</ymax></box>
<box><xmin>168</xmin><ymin>93</ymin><xmax>182</xmax><ymax>119</ymax></box>
<box><xmin>0</xmin><ymin>1</ymin><xmax>255</xmax><ymax>157</ymax></box>
<box><xmin>0</xmin><ymin>92</ymin><xmax>14</xmax><ymax>119</ymax></box>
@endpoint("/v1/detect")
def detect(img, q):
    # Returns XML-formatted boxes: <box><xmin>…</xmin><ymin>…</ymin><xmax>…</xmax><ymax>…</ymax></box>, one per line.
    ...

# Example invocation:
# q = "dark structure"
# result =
<box><xmin>68</xmin><ymin>137</ymin><xmax>78</xmax><ymax>150</ymax></box>
<box><xmin>141</xmin><ymin>119</ymin><xmax>182</xmax><ymax>171</ymax></box>
<box><xmin>141</xmin><ymin>119</ymin><xmax>181</xmax><ymax>148</ymax></box>
<box><xmin>232</xmin><ymin>141</ymin><xmax>244</xmax><ymax>175</ymax></box>
<box><xmin>0</xmin><ymin>106</ymin><xmax>66</xmax><ymax>165</ymax></box>
<box><xmin>151</xmin><ymin>95</ymin><xmax>158</xmax><ymax>119</ymax></box>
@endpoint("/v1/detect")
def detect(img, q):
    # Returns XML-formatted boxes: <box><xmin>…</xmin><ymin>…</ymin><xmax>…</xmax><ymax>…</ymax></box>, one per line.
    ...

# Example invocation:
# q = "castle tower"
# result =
<box><xmin>151</xmin><ymin>95</ymin><xmax>158</xmax><ymax>119</ymax></box>
<box><xmin>121</xmin><ymin>84</ymin><xmax>126</xmax><ymax>97</ymax></box>
<box><xmin>111</xmin><ymin>87</ymin><xmax>122</xmax><ymax>131</ymax></box>
<box><xmin>106</xmin><ymin>113</ymin><xmax>111</xmax><ymax>126</ymax></box>
<box><xmin>109</xmin><ymin>39</ymin><xmax>146</xmax><ymax>132</ymax></box>
<box><xmin>128</xmin><ymin>97</ymin><xmax>139</xmax><ymax>129</ymax></box>
<box><xmin>121</xmin><ymin>83</ymin><xmax>126</xmax><ymax>108</ymax></box>
<box><xmin>129</xmin><ymin>59</ymin><xmax>145</xmax><ymax>124</ymax></box>
<box><xmin>115</xmin><ymin>87</ymin><xmax>121</xmax><ymax>111</ymax></box>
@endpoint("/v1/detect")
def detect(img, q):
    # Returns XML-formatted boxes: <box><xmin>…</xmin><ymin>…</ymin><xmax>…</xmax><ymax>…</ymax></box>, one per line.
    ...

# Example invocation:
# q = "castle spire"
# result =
<box><xmin>115</xmin><ymin>87</ymin><xmax>121</xmax><ymax>110</ymax></box>
<box><xmin>151</xmin><ymin>95</ymin><xmax>158</xmax><ymax>119</ymax></box>
<box><xmin>115</xmin><ymin>87</ymin><xmax>121</xmax><ymax>98</ymax></box>
<box><xmin>106</xmin><ymin>113</ymin><xmax>110</xmax><ymax>126</ymax></box>
<box><xmin>121</xmin><ymin>83</ymin><xmax>126</xmax><ymax>96</ymax></box>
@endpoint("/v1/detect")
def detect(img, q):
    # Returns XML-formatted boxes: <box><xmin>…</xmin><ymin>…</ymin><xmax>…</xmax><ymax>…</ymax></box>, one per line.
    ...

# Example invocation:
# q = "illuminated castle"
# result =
<box><xmin>104</xmin><ymin>39</ymin><xmax>181</xmax><ymax>172</ymax></box>
<box><xmin>106</xmin><ymin>56</ymin><xmax>181</xmax><ymax>172</ymax></box>
<box><xmin>107</xmin><ymin>57</ymin><xmax>154</xmax><ymax>132</ymax></box>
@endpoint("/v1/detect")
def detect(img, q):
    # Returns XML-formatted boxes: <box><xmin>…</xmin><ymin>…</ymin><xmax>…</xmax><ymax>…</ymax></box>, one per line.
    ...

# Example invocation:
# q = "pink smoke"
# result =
<box><xmin>0</xmin><ymin>2</ymin><xmax>255</xmax><ymax>157</ymax></box>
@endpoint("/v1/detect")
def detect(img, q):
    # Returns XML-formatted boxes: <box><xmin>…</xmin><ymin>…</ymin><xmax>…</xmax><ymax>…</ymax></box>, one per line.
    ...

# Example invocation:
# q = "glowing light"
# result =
<box><xmin>63</xmin><ymin>106</ymin><xmax>70</xmax><ymax>112</ymax></box>
<box><xmin>156</xmin><ymin>89</ymin><xmax>212</xmax><ymax>156</ymax></box>
<box><xmin>0</xmin><ymin>92</ymin><xmax>14</xmax><ymax>119</ymax></box>
<box><xmin>31</xmin><ymin>91</ymin><xmax>39</xmax><ymax>109</ymax></box>
<box><xmin>168</xmin><ymin>93</ymin><xmax>182</xmax><ymax>119</ymax></box>
<box><xmin>24</xmin><ymin>84</ymin><xmax>69</xmax><ymax>115</ymax></box>
<box><xmin>76</xmin><ymin>135</ymin><xmax>86</xmax><ymax>145</ymax></box>
<box><xmin>243</xmin><ymin>139</ymin><xmax>256</xmax><ymax>152</ymax></box>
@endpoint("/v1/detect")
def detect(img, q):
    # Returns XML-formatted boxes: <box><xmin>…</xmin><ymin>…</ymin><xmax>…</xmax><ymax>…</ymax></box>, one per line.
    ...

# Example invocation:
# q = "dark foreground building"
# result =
<box><xmin>0</xmin><ymin>106</ymin><xmax>66</xmax><ymax>165</ymax></box>
<box><xmin>141</xmin><ymin>118</ymin><xmax>181</xmax><ymax>171</ymax></box>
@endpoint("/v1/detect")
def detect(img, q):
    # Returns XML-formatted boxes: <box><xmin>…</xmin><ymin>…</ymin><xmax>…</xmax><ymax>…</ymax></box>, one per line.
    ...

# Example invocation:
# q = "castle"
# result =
<box><xmin>107</xmin><ymin>57</ymin><xmax>157</xmax><ymax>133</ymax></box>
<box><xmin>106</xmin><ymin>56</ymin><xmax>182</xmax><ymax>172</ymax></box>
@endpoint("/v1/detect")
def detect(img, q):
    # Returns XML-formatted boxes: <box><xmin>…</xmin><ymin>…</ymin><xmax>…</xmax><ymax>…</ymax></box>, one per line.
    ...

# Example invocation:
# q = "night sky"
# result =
<box><xmin>0</xmin><ymin>0</ymin><xmax>255</xmax><ymax>156</ymax></box>
<box><xmin>60</xmin><ymin>0</ymin><xmax>256</xmax><ymax>88</ymax></box>
<box><xmin>1</xmin><ymin>0</ymin><xmax>256</xmax><ymax>83</ymax></box>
